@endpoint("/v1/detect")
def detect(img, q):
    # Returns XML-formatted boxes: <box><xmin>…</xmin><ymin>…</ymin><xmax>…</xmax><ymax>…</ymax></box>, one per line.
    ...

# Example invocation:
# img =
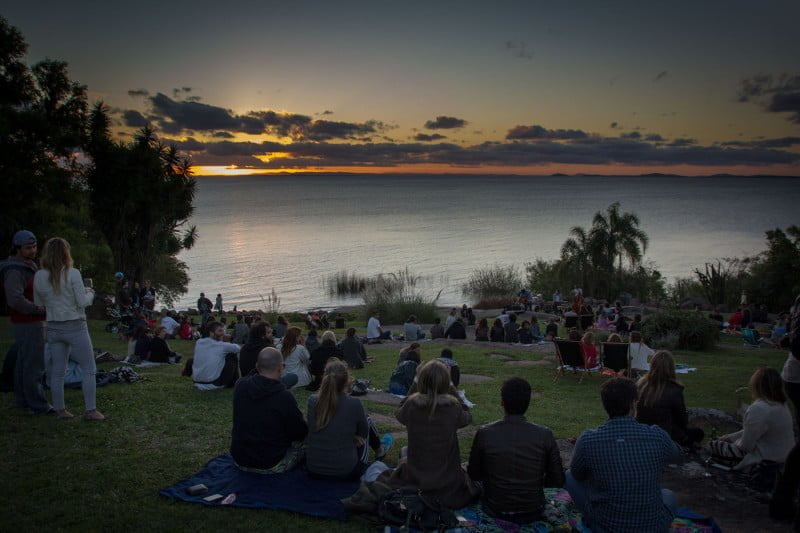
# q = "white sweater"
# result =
<box><xmin>192</xmin><ymin>337</ymin><xmax>241</xmax><ymax>390</ymax></box>
<box><xmin>726</xmin><ymin>399</ymin><xmax>794</xmax><ymax>471</ymax></box>
<box><xmin>34</xmin><ymin>268</ymin><xmax>94</xmax><ymax>322</ymax></box>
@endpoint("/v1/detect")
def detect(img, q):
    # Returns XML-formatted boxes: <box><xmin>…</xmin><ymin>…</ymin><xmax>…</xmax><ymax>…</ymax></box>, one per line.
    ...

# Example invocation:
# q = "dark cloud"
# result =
<box><xmin>186</xmin><ymin>95</ymin><xmax>202</xmax><ymax>102</ymax></box>
<box><xmin>504</xmin><ymin>39</ymin><xmax>533</xmax><ymax>60</ymax></box>
<box><xmin>122</xmin><ymin>110</ymin><xmax>148</xmax><ymax>127</ymax></box>
<box><xmin>653</xmin><ymin>71</ymin><xmax>668</xmax><ymax>82</ymax></box>
<box><xmin>506</xmin><ymin>124</ymin><xmax>589</xmax><ymax>140</ymax></box>
<box><xmin>413</xmin><ymin>133</ymin><xmax>447</xmax><ymax>142</ymax></box>
<box><xmin>644</xmin><ymin>134</ymin><xmax>664</xmax><ymax>142</ymax></box>
<box><xmin>621</xmin><ymin>131</ymin><xmax>641</xmax><ymax>140</ymax></box>
<box><xmin>424</xmin><ymin>115</ymin><xmax>467</xmax><ymax>130</ymax></box>
<box><xmin>320</xmin><ymin>110</ymin><xmax>334</xmax><ymax>115</ymax></box>
<box><xmin>719</xmin><ymin>136</ymin><xmax>800</xmax><ymax>149</ymax></box>
<box><xmin>212</xmin><ymin>131</ymin><xmax>235</xmax><ymax>138</ymax></box>
<box><xmin>668</xmin><ymin>138</ymin><xmax>697</xmax><ymax>147</ymax></box>
<box><xmin>738</xmin><ymin>73</ymin><xmax>800</xmax><ymax>123</ymax></box>
<box><xmin>178</xmin><ymin>136</ymin><xmax>800</xmax><ymax>169</ymax></box>
<box><xmin>172</xmin><ymin>87</ymin><xmax>193</xmax><ymax>98</ymax></box>
<box><xmin>609</xmin><ymin>122</ymin><xmax>619</xmax><ymax>129</ymax></box>
<box><xmin>146</xmin><ymin>93</ymin><xmax>383</xmax><ymax>140</ymax></box>
<box><xmin>127</xmin><ymin>89</ymin><xmax>149</xmax><ymax>98</ymax></box>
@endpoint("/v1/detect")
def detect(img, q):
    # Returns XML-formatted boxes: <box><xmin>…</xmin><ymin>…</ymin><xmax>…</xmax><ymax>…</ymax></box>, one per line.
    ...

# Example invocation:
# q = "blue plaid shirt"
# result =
<box><xmin>570</xmin><ymin>416</ymin><xmax>681</xmax><ymax>533</ymax></box>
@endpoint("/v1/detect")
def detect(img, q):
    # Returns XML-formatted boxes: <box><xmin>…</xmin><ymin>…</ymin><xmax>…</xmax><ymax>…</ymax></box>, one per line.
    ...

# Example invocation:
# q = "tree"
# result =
<box><xmin>742</xmin><ymin>226</ymin><xmax>800</xmax><ymax>311</ymax></box>
<box><xmin>560</xmin><ymin>226</ymin><xmax>595</xmax><ymax>295</ymax></box>
<box><xmin>85</xmin><ymin>104</ymin><xmax>197</xmax><ymax>305</ymax></box>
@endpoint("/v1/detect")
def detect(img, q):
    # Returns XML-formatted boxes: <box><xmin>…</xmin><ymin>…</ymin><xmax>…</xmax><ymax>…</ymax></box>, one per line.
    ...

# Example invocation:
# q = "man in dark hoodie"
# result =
<box><xmin>230</xmin><ymin>347</ymin><xmax>308</xmax><ymax>473</ymax></box>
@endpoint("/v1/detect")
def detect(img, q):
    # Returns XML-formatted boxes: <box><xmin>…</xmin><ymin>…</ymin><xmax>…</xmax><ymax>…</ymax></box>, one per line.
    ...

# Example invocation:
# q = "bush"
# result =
<box><xmin>323</xmin><ymin>267</ymin><xmax>423</xmax><ymax>297</ymax></box>
<box><xmin>641</xmin><ymin>309</ymin><xmax>719</xmax><ymax>351</ymax></box>
<box><xmin>473</xmin><ymin>296</ymin><xmax>516</xmax><ymax>310</ymax></box>
<box><xmin>462</xmin><ymin>264</ymin><xmax>522</xmax><ymax>301</ymax></box>
<box><xmin>362</xmin><ymin>287</ymin><xmax>441</xmax><ymax>325</ymax></box>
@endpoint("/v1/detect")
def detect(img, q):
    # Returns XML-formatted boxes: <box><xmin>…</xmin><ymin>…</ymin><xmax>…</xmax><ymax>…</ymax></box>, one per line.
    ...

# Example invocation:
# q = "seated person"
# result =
<box><xmin>518</xmin><ymin>321</ymin><xmax>534</xmax><ymax>344</ymax></box>
<box><xmin>490</xmin><ymin>318</ymin><xmax>505</xmax><ymax>342</ymax></box>
<box><xmin>307</xmin><ymin>331</ymin><xmax>344</xmax><ymax>391</ymax></box>
<box><xmin>474</xmin><ymin>318</ymin><xmax>489</xmax><ymax>341</ymax></box>
<box><xmin>367</xmin><ymin>313</ymin><xmax>391</xmax><ymax>342</ymax></box>
<box><xmin>379</xmin><ymin>361</ymin><xmax>480</xmax><ymax>509</ymax></box>
<box><xmin>503</xmin><ymin>313</ymin><xmax>519</xmax><ymax>343</ymax></box>
<box><xmin>596</xmin><ymin>312</ymin><xmax>609</xmax><ymax>331</ymax></box>
<box><xmin>636</xmin><ymin>350</ymin><xmax>704</xmax><ymax>448</ymax></box>
<box><xmin>465</xmin><ymin>307</ymin><xmax>476</xmax><ymax>326</ymax></box>
<box><xmin>277</xmin><ymin>327</ymin><xmax>312</xmax><ymax>389</ymax></box>
<box><xmin>160</xmin><ymin>311</ymin><xmax>180</xmax><ymax>338</ymax></box>
<box><xmin>580</xmin><ymin>332</ymin><xmax>598</xmax><ymax>368</ymax></box>
<box><xmin>306</xmin><ymin>359</ymin><xmax>391</xmax><ymax>480</ymax></box>
<box><xmin>628</xmin><ymin>314</ymin><xmax>643</xmax><ymax>333</ymax></box>
<box><xmin>150</xmin><ymin>326</ymin><xmax>180</xmax><ymax>363</ymax></box>
<box><xmin>397</xmin><ymin>342</ymin><xmax>421</xmax><ymax>365</ymax></box>
<box><xmin>628</xmin><ymin>331</ymin><xmax>654</xmax><ymax>373</ymax></box>
<box><xmin>437</xmin><ymin>348</ymin><xmax>461</xmax><ymax>387</ymax></box>
<box><xmin>388</xmin><ymin>350</ymin><xmax>420</xmax><ymax>395</ymax></box>
<box><xmin>272</xmin><ymin>315</ymin><xmax>288</xmax><ymax>340</ymax></box>
<box><xmin>232</xmin><ymin>314</ymin><xmax>250</xmax><ymax>344</ymax></box>
<box><xmin>467</xmin><ymin>377</ymin><xmax>564</xmax><ymax>524</ymax></box>
<box><xmin>445</xmin><ymin>317</ymin><xmax>467</xmax><ymax>339</ymax></box>
<box><xmin>529</xmin><ymin>317</ymin><xmax>543</xmax><ymax>341</ymax></box>
<box><xmin>566</xmin><ymin>377</ymin><xmax>680</xmax><ymax>533</ymax></box>
<box><xmin>130</xmin><ymin>325</ymin><xmax>151</xmax><ymax>364</ymax></box>
<box><xmin>429</xmin><ymin>317</ymin><xmax>445</xmax><ymax>339</ymax></box>
<box><xmin>238</xmin><ymin>321</ymin><xmax>274</xmax><ymax>376</ymax></box>
<box><xmin>230</xmin><ymin>347</ymin><xmax>308</xmax><ymax>473</ymax></box>
<box><xmin>727</xmin><ymin>308</ymin><xmax>743</xmax><ymax>330</ymax></box>
<box><xmin>340</xmin><ymin>327</ymin><xmax>370</xmax><ymax>369</ymax></box>
<box><xmin>544</xmin><ymin>318</ymin><xmax>559</xmax><ymax>340</ymax></box>
<box><xmin>304</xmin><ymin>325</ymin><xmax>320</xmax><ymax>353</ymax></box>
<box><xmin>771</xmin><ymin>314</ymin><xmax>789</xmax><ymax>345</ymax></box>
<box><xmin>191</xmin><ymin>321</ymin><xmax>241</xmax><ymax>390</ymax></box>
<box><xmin>403</xmin><ymin>315</ymin><xmax>425</xmax><ymax>341</ymax></box>
<box><xmin>709</xmin><ymin>367</ymin><xmax>793</xmax><ymax>471</ymax></box>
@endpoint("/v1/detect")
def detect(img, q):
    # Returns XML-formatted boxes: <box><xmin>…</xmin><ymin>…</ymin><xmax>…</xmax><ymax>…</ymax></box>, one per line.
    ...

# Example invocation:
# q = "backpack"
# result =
<box><xmin>350</xmin><ymin>378</ymin><xmax>369</xmax><ymax>396</ymax></box>
<box><xmin>378</xmin><ymin>488</ymin><xmax>459</xmax><ymax>531</ymax></box>
<box><xmin>0</xmin><ymin>261</ymin><xmax>30</xmax><ymax>316</ymax></box>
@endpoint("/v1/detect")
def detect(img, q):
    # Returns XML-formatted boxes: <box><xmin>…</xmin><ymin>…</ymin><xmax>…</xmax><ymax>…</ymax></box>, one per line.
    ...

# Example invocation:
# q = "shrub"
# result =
<box><xmin>473</xmin><ymin>296</ymin><xmax>516</xmax><ymax>310</ymax></box>
<box><xmin>362</xmin><ymin>287</ymin><xmax>441</xmax><ymax>325</ymax></box>
<box><xmin>324</xmin><ymin>267</ymin><xmax>423</xmax><ymax>297</ymax></box>
<box><xmin>462</xmin><ymin>264</ymin><xmax>523</xmax><ymax>301</ymax></box>
<box><xmin>641</xmin><ymin>309</ymin><xmax>719</xmax><ymax>351</ymax></box>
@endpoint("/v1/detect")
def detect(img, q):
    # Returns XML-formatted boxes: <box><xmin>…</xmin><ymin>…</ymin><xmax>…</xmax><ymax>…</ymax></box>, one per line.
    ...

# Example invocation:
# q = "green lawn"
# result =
<box><xmin>0</xmin><ymin>318</ymin><xmax>788</xmax><ymax>531</ymax></box>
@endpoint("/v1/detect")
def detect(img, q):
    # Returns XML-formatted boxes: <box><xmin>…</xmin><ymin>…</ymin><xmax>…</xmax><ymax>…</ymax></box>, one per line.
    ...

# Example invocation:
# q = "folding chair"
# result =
<box><xmin>554</xmin><ymin>340</ymin><xmax>590</xmax><ymax>384</ymax></box>
<box><xmin>601</xmin><ymin>342</ymin><xmax>630</xmax><ymax>376</ymax></box>
<box><xmin>742</xmin><ymin>328</ymin><xmax>761</xmax><ymax>349</ymax></box>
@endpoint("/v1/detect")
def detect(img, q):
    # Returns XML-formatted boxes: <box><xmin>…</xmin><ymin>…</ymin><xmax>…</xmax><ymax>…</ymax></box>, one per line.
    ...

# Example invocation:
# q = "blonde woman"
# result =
<box><xmin>381</xmin><ymin>360</ymin><xmax>480</xmax><ymax>508</ymax></box>
<box><xmin>636</xmin><ymin>351</ymin><xmax>704</xmax><ymax>448</ymax></box>
<box><xmin>33</xmin><ymin>238</ymin><xmax>104</xmax><ymax>420</ymax></box>
<box><xmin>306</xmin><ymin>359</ymin><xmax>391</xmax><ymax>480</ymax></box>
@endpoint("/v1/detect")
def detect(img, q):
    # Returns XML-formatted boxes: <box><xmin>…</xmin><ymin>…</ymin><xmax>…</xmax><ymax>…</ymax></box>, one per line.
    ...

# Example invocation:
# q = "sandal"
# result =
<box><xmin>84</xmin><ymin>410</ymin><xmax>106</xmax><ymax>421</ymax></box>
<box><xmin>57</xmin><ymin>410</ymin><xmax>75</xmax><ymax>420</ymax></box>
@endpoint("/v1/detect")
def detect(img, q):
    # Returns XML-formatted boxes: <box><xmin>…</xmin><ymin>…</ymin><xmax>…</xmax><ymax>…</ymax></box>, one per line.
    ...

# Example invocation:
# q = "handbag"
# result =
<box><xmin>378</xmin><ymin>488</ymin><xmax>459</xmax><ymax>531</ymax></box>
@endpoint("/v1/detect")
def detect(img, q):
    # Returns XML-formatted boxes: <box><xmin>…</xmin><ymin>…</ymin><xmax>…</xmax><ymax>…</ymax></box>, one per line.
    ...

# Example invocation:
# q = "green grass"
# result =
<box><xmin>0</xmin><ymin>318</ymin><xmax>788</xmax><ymax>531</ymax></box>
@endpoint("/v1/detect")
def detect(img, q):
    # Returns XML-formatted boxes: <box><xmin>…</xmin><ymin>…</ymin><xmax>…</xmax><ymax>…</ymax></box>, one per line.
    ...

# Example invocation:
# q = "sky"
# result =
<box><xmin>4</xmin><ymin>0</ymin><xmax>800</xmax><ymax>175</ymax></box>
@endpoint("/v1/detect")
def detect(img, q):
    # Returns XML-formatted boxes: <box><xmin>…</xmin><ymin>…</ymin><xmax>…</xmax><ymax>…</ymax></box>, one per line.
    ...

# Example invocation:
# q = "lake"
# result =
<box><xmin>176</xmin><ymin>174</ymin><xmax>800</xmax><ymax>312</ymax></box>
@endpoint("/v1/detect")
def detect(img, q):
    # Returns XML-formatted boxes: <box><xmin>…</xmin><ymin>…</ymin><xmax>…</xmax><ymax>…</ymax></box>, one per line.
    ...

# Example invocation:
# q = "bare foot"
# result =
<box><xmin>84</xmin><ymin>410</ymin><xmax>106</xmax><ymax>421</ymax></box>
<box><xmin>56</xmin><ymin>410</ymin><xmax>75</xmax><ymax>419</ymax></box>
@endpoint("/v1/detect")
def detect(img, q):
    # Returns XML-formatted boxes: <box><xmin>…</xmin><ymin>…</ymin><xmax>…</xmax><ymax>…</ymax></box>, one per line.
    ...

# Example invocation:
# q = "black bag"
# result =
<box><xmin>378</xmin><ymin>488</ymin><xmax>458</xmax><ymax>531</ymax></box>
<box><xmin>350</xmin><ymin>378</ymin><xmax>369</xmax><ymax>396</ymax></box>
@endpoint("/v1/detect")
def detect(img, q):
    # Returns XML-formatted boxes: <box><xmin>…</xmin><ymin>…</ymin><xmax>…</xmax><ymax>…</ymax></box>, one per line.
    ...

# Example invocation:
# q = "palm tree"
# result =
<box><xmin>561</xmin><ymin>226</ymin><xmax>593</xmax><ymax>294</ymax></box>
<box><xmin>589</xmin><ymin>202</ymin><xmax>649</xmax><ymax>293</ymax></box>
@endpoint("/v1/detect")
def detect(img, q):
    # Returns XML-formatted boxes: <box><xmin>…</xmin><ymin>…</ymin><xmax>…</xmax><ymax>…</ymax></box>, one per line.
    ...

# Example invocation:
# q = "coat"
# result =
<box><xmin>379</xmin><ymin>392</ymin><xmax>480</xmax><ymax>508</ymax></box>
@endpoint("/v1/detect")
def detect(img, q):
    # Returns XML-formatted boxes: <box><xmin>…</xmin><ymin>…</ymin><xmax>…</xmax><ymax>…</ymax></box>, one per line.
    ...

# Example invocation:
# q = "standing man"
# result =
<box><xmin>467</xmin><ymin>377</ymin><xmax>564</xmax><ymax>524</ymax></box>
<box><xmin>566</xmin><ymin>377</ymin><xmax>680</xmax><ymax>533</ymax></box>
<box><xmin>1</xmin><ymin>231</ymin><xmax>52</xmax><ymax>414</ymax></box>
<box><xmin>197</xmin><ymin>292</ymin><xmax>213</xmax><ymax>327</ymax></box>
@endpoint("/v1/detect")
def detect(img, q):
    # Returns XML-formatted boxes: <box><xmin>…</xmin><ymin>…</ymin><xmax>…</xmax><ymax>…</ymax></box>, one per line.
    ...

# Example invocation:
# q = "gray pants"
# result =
<box><xmin>46</xmin><ymin>320</ymin><xmax>97</xmax><ymax>412</ymax></box>
<box><xmin>12</xmin><ymin>322</ymin><xmax>51</xmax><ymax>413</ymax></box>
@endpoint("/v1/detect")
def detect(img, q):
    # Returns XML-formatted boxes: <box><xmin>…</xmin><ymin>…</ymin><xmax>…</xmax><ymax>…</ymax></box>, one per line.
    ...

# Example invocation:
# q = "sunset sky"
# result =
<box><xmin>5</xmin><ymin>0</ymin><xmax>800</xmax><ymax>175</ymax></box>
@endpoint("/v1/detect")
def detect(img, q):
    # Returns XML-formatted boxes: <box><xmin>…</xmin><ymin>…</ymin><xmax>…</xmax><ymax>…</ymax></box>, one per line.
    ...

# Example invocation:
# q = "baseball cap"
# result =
<box><xmin>13</xmin><ymin>230</ymin><xmax>37</xmax><ymax>247</ymax></box>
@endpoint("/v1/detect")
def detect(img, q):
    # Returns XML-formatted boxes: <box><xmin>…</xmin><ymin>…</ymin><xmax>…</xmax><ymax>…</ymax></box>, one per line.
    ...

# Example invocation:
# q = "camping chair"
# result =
<box><xmin>564</xmin><ymin>315</ymin><xmax>578</xmax><ymax>329</ymax></box>
<box><xmin>579</xmin><ymin>314</ymin><xmax>594</xmax><ymax>331</ymax></box>
<box><xmin>554</xmin><ymin>340</ymin><xmax>590</xmax><ymax>384</ymax></box>
<box><xmin>601</xmin><ymin>342</ymin><xmax>630</xmax><ymax>376</ymax></box>
<box><xmin>742</xmin><ymin>328</ymin><xmax>761</xmax><ymax>349</ymax></box>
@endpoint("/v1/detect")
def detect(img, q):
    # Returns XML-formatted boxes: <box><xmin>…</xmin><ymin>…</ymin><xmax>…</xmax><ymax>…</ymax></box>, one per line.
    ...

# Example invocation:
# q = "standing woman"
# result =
<box><xmin>33</xmin><ymin>238</ymin><xmax>104</xmax><ymax>420</ymax></box>
<box><xmin>215</xmin><ymin>293</ymin><xmax>223</xmax><ymax>314</ymax></box>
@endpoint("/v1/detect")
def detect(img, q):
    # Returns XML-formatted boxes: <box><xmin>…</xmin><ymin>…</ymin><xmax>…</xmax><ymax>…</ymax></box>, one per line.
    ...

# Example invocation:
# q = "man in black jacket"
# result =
<box><xmin>467</xmin><ymin>377</ymin><xmax>564</xmax><ymax>524</ymax></box>
<box><xmin>230</xmin><ymin>347</ymin><xmax>308</xmax><ymax>473</ymax></box>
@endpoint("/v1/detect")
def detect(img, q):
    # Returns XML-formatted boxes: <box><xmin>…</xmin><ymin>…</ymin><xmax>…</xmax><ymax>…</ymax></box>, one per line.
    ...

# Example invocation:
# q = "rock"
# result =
<box><xmin>360</xmin><ymin>391</ymin><xmax>403</xmax><ymax>406</ymax></box>
<box><xmin>368</xmin><ymin>413</ymin><xmax>404</xmax><ymax>429</ymax></box>
<box><xmin>487</xmin><ymin>353</ymin><xmax>515</xmax><ymax>361</ymax></box>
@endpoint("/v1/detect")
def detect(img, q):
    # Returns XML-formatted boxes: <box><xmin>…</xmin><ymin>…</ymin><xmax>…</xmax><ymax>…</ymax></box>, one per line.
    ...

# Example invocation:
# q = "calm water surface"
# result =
<box><xmin>177</xmin><ymin>175</ymin><xmax>800</xmax><ymax>312</ymax></box>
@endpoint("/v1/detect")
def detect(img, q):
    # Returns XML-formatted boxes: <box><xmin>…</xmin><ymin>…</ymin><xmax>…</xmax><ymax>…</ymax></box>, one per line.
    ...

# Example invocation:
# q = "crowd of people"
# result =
<box><xmin>5</xmin><ymin>229</ymin><xmax>800</xmax><ymax>529</ymax></box>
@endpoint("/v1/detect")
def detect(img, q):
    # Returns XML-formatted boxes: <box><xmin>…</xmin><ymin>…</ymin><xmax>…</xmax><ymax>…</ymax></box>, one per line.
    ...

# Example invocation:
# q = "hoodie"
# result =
<box><xmin>230</xmin><ymin>372</ymin><xmax>308</xmax><ymax>470</ymax></box>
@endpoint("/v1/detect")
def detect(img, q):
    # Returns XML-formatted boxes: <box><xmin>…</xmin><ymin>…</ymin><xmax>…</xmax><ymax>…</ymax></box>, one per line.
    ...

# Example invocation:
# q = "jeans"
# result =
<box><xmin>281</xmin><ymin>373</ymin><xmax>299</xmax><ymax>389</ymax></box>
<box><xmin>12</xmin><ymin>322</ymin><xmax>51</xmax><ymax>413</ymax></box>
<box><xmin>46</xmin><ymin>319</ymin><xmax>97</xmax><ymax>412</ymax></box>
<box><xmin>565</xmin><ymin>470</ymin><xmax>676</xmax><ymax>533</ymax></box>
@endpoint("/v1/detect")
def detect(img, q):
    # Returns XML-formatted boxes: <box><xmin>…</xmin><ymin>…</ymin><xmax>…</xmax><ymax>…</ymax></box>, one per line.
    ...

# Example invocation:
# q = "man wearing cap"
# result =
<box><xmin>1</xmin><ymin>230</ymin><xmax>52</xmax><ymax>414</ymax></box>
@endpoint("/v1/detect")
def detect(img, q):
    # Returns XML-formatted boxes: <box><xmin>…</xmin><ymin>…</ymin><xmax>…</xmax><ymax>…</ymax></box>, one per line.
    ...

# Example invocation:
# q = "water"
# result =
<box><xmin>176</xmin><ymin>175</ymin><xmax>800</xmax><ymax>312</ymax></box>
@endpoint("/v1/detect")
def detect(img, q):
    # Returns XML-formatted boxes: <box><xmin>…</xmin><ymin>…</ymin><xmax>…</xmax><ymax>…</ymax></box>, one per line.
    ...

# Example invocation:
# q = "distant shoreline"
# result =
<box><xmin>195</xmin><ymin>172</ymin><xmax>800</xmax><ymax>179</ymax></box>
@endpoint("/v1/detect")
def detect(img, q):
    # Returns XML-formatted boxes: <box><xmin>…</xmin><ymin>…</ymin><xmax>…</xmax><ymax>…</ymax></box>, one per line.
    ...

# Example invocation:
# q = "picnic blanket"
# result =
<box><xmin>159</xmin><ymin>454</ymin><xmax>359</xmax><ymax>521</ymax></box>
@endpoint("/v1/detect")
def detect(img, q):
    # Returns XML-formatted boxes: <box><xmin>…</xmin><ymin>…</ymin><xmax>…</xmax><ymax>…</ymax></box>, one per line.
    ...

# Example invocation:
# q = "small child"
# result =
<box><xmin>518</xmin><ymin>321</ymin><xmax>534</xmax><ymax>344</ymax></box>
<box><xmin>581</xmin><ymin>331</ymin><xmax>598</xmax><ymax>368</ymax></box>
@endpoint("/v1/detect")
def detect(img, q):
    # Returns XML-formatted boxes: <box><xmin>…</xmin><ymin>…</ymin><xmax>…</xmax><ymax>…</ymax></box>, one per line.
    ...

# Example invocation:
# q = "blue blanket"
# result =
<box><xmin>159</xmin><ymin>454</ymin><xmax>359</xmax><ymax>521</ymax></box>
